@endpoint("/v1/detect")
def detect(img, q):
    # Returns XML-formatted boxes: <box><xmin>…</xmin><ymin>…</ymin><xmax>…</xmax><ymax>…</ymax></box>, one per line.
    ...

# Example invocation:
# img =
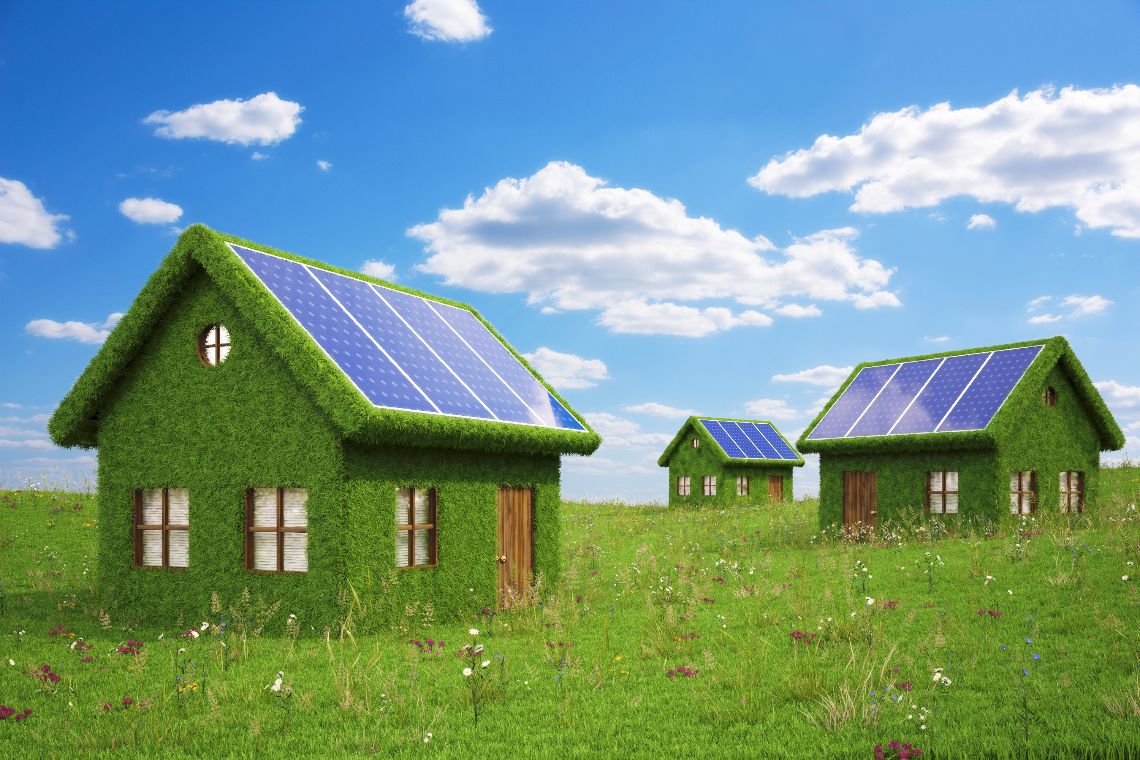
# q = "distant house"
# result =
<box><xmin>796</xmin><ymin>337</ymin><xmax>1123</xmax><ymax>531</ymax></box>
<box><xmin>48</xmin><ymin>225</ymin><xmax>600</xmax><ymax>624</ymax></box>
<box><xmin>658</xmin><ymin>417</ymin><xmax>803</xmax><ymax>506</ymax></box>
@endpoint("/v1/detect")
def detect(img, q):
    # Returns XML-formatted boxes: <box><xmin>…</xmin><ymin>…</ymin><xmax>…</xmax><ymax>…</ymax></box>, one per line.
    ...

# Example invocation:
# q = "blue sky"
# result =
<box><xmin>2</xmin><ymin>1</ymin><xmax>1139</xmax><ymax>500</ymax></box>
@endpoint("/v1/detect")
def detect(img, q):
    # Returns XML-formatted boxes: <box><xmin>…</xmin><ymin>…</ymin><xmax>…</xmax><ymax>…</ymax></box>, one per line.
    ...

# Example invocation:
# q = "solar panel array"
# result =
<box><xmin>698</xmin><ymin>420</ymin><xmax>800</xmax><ymax>461</ymax></box>
<box><xmin>806</xmin><ymin>345</ymin><xmax>1043</xmax><ymax>441</ymax></box>
<box><xmin>229</xmin><ymin>243</ymin><xmax>586</xmax><ymax>432</ymax></box>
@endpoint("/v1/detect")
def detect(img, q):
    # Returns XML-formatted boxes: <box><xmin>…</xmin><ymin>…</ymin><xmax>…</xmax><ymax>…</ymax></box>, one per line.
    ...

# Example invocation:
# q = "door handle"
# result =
<box><xmin>498</xmin><ymin>555</ymin><xmax>507</xmax><ymax>564</ymax></box>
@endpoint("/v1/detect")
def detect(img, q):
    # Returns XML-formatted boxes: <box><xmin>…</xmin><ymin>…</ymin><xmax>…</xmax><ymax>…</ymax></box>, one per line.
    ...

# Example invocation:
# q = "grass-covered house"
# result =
<box><xmin>796</xmin><ymin>337</ymin><xmax>1123</xmax><ymax>531</ymax></box>
<box><xmin>658</xmin><ymin>417</ymin><xmax>803</xmax><ymax>506</ymax></box>
<box><xmin>48</xmin><ymin>225</ymin><xmax>600</xmax><ymax>624</ymax></box>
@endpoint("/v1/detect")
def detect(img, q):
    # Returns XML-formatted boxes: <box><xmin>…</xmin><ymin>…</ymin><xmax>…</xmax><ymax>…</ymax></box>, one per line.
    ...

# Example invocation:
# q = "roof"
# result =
<box><xmin>658</xmin><ymin>416</ymin><xmax>805</xmax><ymax>467</ymax></box>
<box><xmin>48</xmin><ymin>225</ymin><xmax>601</xmax><ymax>457</ymax></box>
<box><xmin>796</xmin><ymin>336</ymin><xmax>1123</xmax><ymax>454</ymax></box>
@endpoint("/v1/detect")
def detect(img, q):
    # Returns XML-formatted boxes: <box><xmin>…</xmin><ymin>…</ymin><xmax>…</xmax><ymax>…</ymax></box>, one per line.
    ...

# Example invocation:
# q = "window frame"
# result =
<box><xmin>197</xmin><ymin>324</ymin><xmax>231</xmax><ymax>367</ymax></box>
<box><xmin>133</xmin><ymin>488</ymin><xmax>189</xmax><ymax>570</ymax></box>
<box><xmin>396</xmin><ymin>487</ymin><xmax>438</xmax><ymax>570</ymax></box>
<box><xmin>1043</xmin><ymin>386</ymin><xmax>1057</xmax><ymax>407</ymax></box>
<box><xmin>245</xmin><ymin>487</ymin><xmax>309</xmax><ymax>574</ymax></box>
<box><xmin>925</xmin><ymin>471</ymin><xmax>959</xmax><ymax>515</ymax></box>
<box><xmin>676</xmin><ymin>475</ymin><xmax>691</xmax><ymax>496</ymax></box>
<box><xmin>691</xmin><ymin>437</ymin><xmax>700</xmax><ymax>449</ymax></box>
<box><xmin>1059</xmin><ymin>471</ymin><xmax>1084</xmax><ymax>514</ymax></box>
<box><xmin>1010</xmin><ymin>471</ymin><xmax>1037</xmax><ymax>515</ymax></box>
<box><xmin>737</xmin><ymin>476</ymin><xmax>750</xmax><ymax>497</ymax></box>
<box><xmin>702</xmin><ymin>475</ymin><xmax>717</xmax><ymax>497</ymax></box>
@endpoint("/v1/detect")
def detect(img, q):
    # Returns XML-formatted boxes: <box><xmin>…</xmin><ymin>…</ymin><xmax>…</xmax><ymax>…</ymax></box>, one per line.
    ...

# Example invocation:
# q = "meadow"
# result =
<box><xmin>0</xmin><ymin>470</ymin><xmax>1137</xmax><ymax>759</ymax></box>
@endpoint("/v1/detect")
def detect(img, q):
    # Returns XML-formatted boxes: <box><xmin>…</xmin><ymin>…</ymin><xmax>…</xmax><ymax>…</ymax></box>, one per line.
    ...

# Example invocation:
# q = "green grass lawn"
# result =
<box><xmin>0</xmin><ymin>471</ymin><xmax>1137</xmax><ymax>759</ymax></box>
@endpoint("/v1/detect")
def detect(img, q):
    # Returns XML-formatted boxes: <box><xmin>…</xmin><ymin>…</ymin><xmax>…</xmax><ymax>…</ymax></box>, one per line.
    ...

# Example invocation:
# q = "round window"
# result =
<box><xmin>198</xmin><ymin>325</ymin><xmax>231</xmax><ymax>367</ymax></box>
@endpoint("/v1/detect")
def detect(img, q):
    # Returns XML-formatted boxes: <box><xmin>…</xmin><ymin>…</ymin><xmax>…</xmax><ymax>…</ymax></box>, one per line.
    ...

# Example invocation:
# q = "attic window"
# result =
<box><xmin>1043</xmin><ymin>386</ymin><xmax>1057</xmax><ymax>407</ymax></box>
<box><xmin>691</xmin><ymin>437</ymin><xmax>700</xmax><ymax>448</ymax></box>
<box><xmin>198</xmin><ymin>325</ymin><xmax>231</xmax><ymax>367</ymax></box>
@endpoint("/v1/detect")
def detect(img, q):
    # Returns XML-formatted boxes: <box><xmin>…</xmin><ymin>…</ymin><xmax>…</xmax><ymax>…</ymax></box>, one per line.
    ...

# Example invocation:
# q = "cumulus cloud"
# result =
<box><xmin>775</xmin><ymin>303</ymin><xmax>822</xmax><ymax>318</ymax></box>
<box><xmin>967</xmin><ymin>213</ymin><xmax>997</xmax><ymax>230</ymax></box>
<box><xmin>25</xmin><ymin>312</ymin><xmax>123</xmax><ymax>345</ymax></box>
<box><xmin>144</xmin><ymin>92</ymin><xmax>303</xmax><ymax>146</ymax></box>
<box><xmin>119</xmin><ymin>197</ymin><xmax>183</xmax><ymax>225</ymax></box>
<box><xmin>0</xmin><ymin>178</ymin><xmax>71</xmax><ymax>249</ymax></box>
<box><xmin>251</xmin><ymin>152</ymin><xmax>269</xmax><ymax>161</ymax></box>
<box><xmin>750</xmin><ymin>85</ymin><xmax>1140</xmax><ymax>238</ymax></box>
<box><xmin>743</xmin><ymin>398</ymin><xmax>799</xmax><ymax>421</ymax></box>
<box><xmin>404</xmin><ymin>0</ymin><xmax>491</xmax><ymax>42</ymax></box>
<box><xmin>1095</xmin><ymin>380</ymin><xmax>1140</xmax><ymax>408</ymax></box>
<box><xmin>0</xmin><ymin>438</ymin><xmax>54</xmax><ymax>450</ymax></box>
<box><xmin>623</xmin><ymin>401</ymin><xmax>698</xmax><ymax>418</ymax></box>
<box><xmin>361</xmin><ymin>260</ymin><xmax>397</xmax><ymax>281</ymax></box>
<box><xmin>772</xmin><ymin>364</ymin><xmax>854</xmax><ymax>388</ymax></box>
<box><xmin>317</xmin><ymin>160</ymin><xmax>332</xmax><ymax>172</ymax></box>
<box><xmin>583</xmin><ymin>412</ymin><xmax>671</xmax><ymax>448</ymax></box>
<box><xmin>1026</xmin><ymin>294</ymin><xmax>1112</xmax><ymax>324</ymax></box>
<box><xmin>522</xmin><ymin>347</ymin><xmax>610</xmax><ymax>389</ymax></box>
<box><xmin>409</xmin><ymin>162</ymin><xmax>899</xmax><ymax>336</ymax></box>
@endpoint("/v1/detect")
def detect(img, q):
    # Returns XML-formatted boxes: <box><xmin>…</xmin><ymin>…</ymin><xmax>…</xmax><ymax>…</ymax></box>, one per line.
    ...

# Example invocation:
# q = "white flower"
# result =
<box><xmin>200</xmin><ymin>621</ymin><xmax>209</xmax><ymax>631</ymax></box>
<box><xmin>1007</xmin><ymin>589</ymin><xmax>1013</xmax><ymax>595</ymax></box>
<box><xmin>468</xmin><ymin>628</ymin><xmax>479</xmax><ymax>636</ymax></box>
<box><xmin>481</xmin><ymin>660</ymin><xmax>490</xmax><ymax>668</ymax></box>
<box><xmin>424</xmin><ymin>733</ymin><xmax>432</xmax><ymax>743</ymax></box>
<box><xmin>157</xmin><ymin>633</ymin><xmax>164</xmax><ymax>640</ymax></box>
<box><xmin>941</xmin><ymin>677</ymin><xmax>952</xmax><ymax>686</ymax></box>
<box><xmin>932</xmin><ymin>669</ymin><xmax>943</xmax><ymax>683</ymax></box>
<box><xmin>1124</xmin><ymin>575</ymin><xmax>1130</xmax><ymax>581</ymax></box>
<box><xmin>866</xmin><ymin>597</ymin><xmax>875</xmax><ymax>606</ymax></box>
<box><xmin>270</xmin><ymin>672</ymin><xmax>283</xmax><ymax>692</ymax></box>
<box><xmin>7</xmin><ymin>659</ymin><xmax>14</xmax><ymax>666</ymax></box>
<box><xmin>190</xmin><ymin>629</ymin><xmax>199</xmax><ymax>638</ymax></box>
<box><xmin>462</xmin><ymin>667</ymin><xmax>473</xmax><ymax>677</ymax></box>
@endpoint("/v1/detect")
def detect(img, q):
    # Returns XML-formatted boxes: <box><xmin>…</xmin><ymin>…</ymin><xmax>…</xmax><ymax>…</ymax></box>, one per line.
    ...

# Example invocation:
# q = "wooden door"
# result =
<box><xmin>496</xmin><ymin>486</ymin><xmax>534</xmax><ymax>610</ymax></box>
<box><xmin>843</xmin><ymin>472</ymin><xmax>877</xmax><ymax>534</ymax></box>
<box><xmin>768</xmin><ymin>476</ymin><xmax>783</xmax><ymax>501</ymax></box>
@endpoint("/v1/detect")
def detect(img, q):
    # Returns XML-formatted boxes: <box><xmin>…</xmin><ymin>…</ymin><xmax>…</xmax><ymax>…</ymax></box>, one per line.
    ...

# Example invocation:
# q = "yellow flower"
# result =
<box><xmin>613</xmin><ymin>655</ymin><xmax>623</xmax><ymax>662</ymax></box>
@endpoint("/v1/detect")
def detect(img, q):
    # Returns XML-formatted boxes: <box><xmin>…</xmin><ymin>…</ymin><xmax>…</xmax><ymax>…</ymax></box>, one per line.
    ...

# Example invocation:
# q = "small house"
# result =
<box><xmin>658</xmin><ymin>417</ymin><xmax>803</xmax><ymax>506</ymax></box>
<box><xmin>796</xmin><ymin>337</ymin><xmax>1123</xmax><ymax>531</ymax></box>
<box><xmin>48</xmin><ymin>226</ymin><xmax>600</xmax><ymax>624</ymax></box>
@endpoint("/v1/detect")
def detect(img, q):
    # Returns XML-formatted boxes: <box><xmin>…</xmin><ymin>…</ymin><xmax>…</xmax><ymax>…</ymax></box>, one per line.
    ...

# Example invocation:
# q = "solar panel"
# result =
<box><xmin>756</xmin><ymin>423</ymin><xmax>799</xmax><ymax>460</ymax></box>
<box><xmin>229</xmin><ymin>243</ymin><xmax>587</xmax><ymax>431</ymax></box>
<box><xmin>700</xmin><ymin>420</ymin><xmax>747</xmax><ymax>457</ymax></box>
<box><xmin>698</xmin><ymin>420</ymin><xmax>800</xmax><ymax>461</ymax></box>
<box><xmin>806</xmin><ymin>344</ymin><xmax>1044</xmax><ymax>440</ymax></box>
<box><xmin>734</xmin><ymin>422</ymin><xmax>779</xmax><ymax>459</ymax></box>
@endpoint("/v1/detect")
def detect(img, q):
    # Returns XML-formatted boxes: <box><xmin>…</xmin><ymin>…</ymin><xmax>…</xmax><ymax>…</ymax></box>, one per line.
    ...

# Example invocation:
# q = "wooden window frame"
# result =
<box><xmin>702</xmin><ymin>475</ymin><xmax>717</xmax><ymax>497</ymax></box>
<box><xmin>1060</xmin><ymin>471</ymin><xmax>1084</xmax><ymax>514</ymax></box>
<box><xmin>737</xmin><ymin>476</ymin><xmax>749</xmax><ymax>497</ymax></box>
<box><xmin>925</xmin><ymin>471</ymin><xmax>959</xmax><ymax>515</ymax></box>
<box><xmin>133</xmin><ymin>488</ymin><xmax>188</xmax><ymax>570</ymax></box>
<box><xmin>1043</xmin><ymin>386</ymin><xmax>1057</xmax><ymax>407</ymax></box>
<box><xmin>396</xmin><ymin>487</ymin><xmax>438</xmax><ymax>570</ymax></box>
<box><xmin>245</xmin><ymin>487</ymin><xmax>308</xmax><ymax>574</ymax></box>
<box><xmin>676</xmin><ymin>475</ymin><xmax>690</xmax><ymax>496</ymax></box>
<box><xmin>1010</xmin><ymin>471</ymin><xmax>1037</xmax><ymax>515</ymax></box>
<box><xmin>197</xmin><ymin>324</ymin><xmax>231</xmax><ymax>367</ymax></box>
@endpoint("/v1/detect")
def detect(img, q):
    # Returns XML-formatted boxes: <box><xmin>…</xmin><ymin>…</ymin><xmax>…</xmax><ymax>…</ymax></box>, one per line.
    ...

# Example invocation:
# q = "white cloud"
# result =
<box><xmin>743</xmin><ymin>398</ymin><xmax>799</xmax><ymax>421</ymax></box>
<box><xmin>0</xmin><ymin>177</ymin><xmax>71</xmax><ymax>249</ymax></box>
<box><xmin>404</xmin><ymin>0</ymin><xmax>491</xmax><ymax>42</ymax></box>
<box><xmin>0</xmin><ymin>438</ymin><xmax>54</xmax><ymax>450</ymax></box>
<box><xmin>522</xmin><ymin>347</ymin><xmax>610</xmax><ymax>389</ymax></box>
<box><xmin>1095</xmin><ymin>380</ymin><xmax>1140</xmax><ymax>408</ymax></box>
<box><xmin>562</xmin><ymin>454</ymin><xmax>657</xmax><ymax>478</ymax></box>
<box><xmin>583</xmin><ymin>412</ymin><xmax>671</xmax><ymax>448</ymax></box>
<box><xmin>410</xmin><ymin>162</ymin><xmax>899</xmax><ymax>336</ymax></box>
<box><xmin>144</xmin><ymin>92</ymin><xmax>303</xmax><ymax>146</ymax></box>
<box><xmin>598</xmin><ymin>300</ymin><xmax>772</xmax><ymax>337</ymax></box>
<box><xmin>25</xmin><ymin>312</ymin><xmax>123</xmax><ymax>345</ymax></box>
<box><xmin>361</xmin><ymin>260</ymin><xmax>397</xmax><ymax>280</ymax></box>
<box><xmin>1</xmin><ymin>402</ymin><xmax>21</xmax><ymax>410</ymax></box>
<box><xmin>1026</xmin><ymin>293</ymin><xmax>1111</xmax><ymax>324</ymax></box>
<box><xmin>317</xmin><ymin>160</ymin><xmax>332</xmax><ymax>172</ymax></box>
<box><xmin>623</xmin><ymin>401</ymin><xmax>697</xmax><ymax>418</ymax></box>
<box><xmin>775</xmin><ymin>303</ymin><xmax>822</xmax><ymax>318</ymax></box>
<box><xmin>967</xmin><ymin>213</ymin><xmax>997</xmax><ymax>230</ymax></box>
<box><xmin>772</xmin><ymin>364</ymin><xmax>853</xmax><ymax>388</ymax></box>
<box><xmin>923</xmin><ymin>335</ymin><xmax>951</xmax><ymax>344</ymax></box>
<box><xmin>119</xmin><ymin>197</ymin><xmax>183</xmax><ymax>225</ymax></box>
<box><xmin>750</xmin><ymin>85</ymin><xmax>1140</xmax><ymax>238</ymax></box>
<box><xmin>251</xmin><ymin>152</ymin><xmax>269</xmax><ymax>161</ymax></box>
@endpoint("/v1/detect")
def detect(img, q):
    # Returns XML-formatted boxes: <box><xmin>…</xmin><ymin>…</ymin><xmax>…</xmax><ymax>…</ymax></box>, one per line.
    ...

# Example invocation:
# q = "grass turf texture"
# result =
<box><xmin>798</xmin><ymin>337</ymin><xmax>1124</xmax><ymax>528</ymax></box>
<box><xmin>0</xmin><ymin>470</ymin><xmax>1136</xmax><ymax>758</ymax></box>
<box><xmin>658</xmin><ymin>417</ymin><xmax>801</xmax><ymax>507</ymax></box>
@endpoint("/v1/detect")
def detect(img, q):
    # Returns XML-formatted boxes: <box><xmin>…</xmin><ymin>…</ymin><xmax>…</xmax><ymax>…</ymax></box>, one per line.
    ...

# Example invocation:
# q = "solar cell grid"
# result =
<box><xmin>806</xmin><ymin>363</ymin><xmax>900</xmax><ymax>440</ymax></box>
<box><xmin>699</xmin><ymin>420</ymin><xmax>747</xmax><ymax>458</ymax></box>
<box><xmin>735</xmin><ymin>422</ymin><xmax>780</xmax><ymax>459</ymax></box>
<box><xmin>848</xmin><ymin>358</ymin><xmax>942</xmax><ymax>437</ymax></box>
<box><xmin>890</xmin><ymin>351</ymin><xmax>990</xmax><ymax>435</ymax></box>
<box><xmin>938</xmin><ymin>345</ymin><xmax>1042</xmax><ymax>432</ymax></box>
<box><xmin>756</xmin><ymin>423</ymin><xmax>799</xmax><ymax>460</ymax></box>
<box><xmin>723</xmin><ymin>422</ymin><xmax>764</xmax><ymax>458</ymax></box>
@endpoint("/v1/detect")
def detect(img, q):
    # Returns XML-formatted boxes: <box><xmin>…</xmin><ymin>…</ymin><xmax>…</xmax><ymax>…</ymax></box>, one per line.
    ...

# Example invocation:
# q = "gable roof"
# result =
<box><xmin>49</xmin><ymin>225</ymin><xmax>601</xmax><ymax>457</ymax></box>
<box><xmin>796</xmin><ymin>336</ymin><xmax>1123</xmax><ymax>454</ymax></box>
<box><xmin>658</xmin><ymin>416</ymin><xmax>805</xmax><ymax>467</ymax></box>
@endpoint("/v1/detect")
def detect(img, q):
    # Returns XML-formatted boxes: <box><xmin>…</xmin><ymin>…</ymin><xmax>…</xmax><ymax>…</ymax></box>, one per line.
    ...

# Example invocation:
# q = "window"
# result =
<box><xmin>676</xmin><ymin>476</ymin><xmax>691</xmax><ymax>496</ymax></box>
<box><xmin>1059</xmin><ymin>471</ymin><xmax>1084</xmax><ymax>513</ymax></box>
<box><xmin>1043</xmin><ymin>386</ymin><xmax>1057</xmax><ymax>407</ymax></box>
<box><xmin>396</xmin><ymin>487</ymin><xmax>437</xmax><ymax>568</ymax></box>
<box><xmin>198</xmin><ymin>324</ymin><xmax>231</xmax><ymax>367</ymax></box>
<box><xmin>702</xmin><ymin>476</ymin><xmax>717</xmax><ymax>496</ymax></box>
<box><xmin>737</xmin><ymin>476</ymin><xmax>750</xmax><ymax>497</ymax></box>
<box><xmin>246</xmin><ymin>488</ymin><xmax>308</xmax><ymax>572</ymax></box>
<box><xmin>1010</xmin><ymin>471</ymin><xmax>1036</xmax><ymax>515</ymax></box>
<box><xmin>691</xmin><ymin>437</ymin><xmax>700</xmax><ymax>449</ymax></box>
<box><xmin>926</xmin><ymin>471</ymin><xmax>959</xmax><ymax>514</ymax></box>
<box><xmin>133</xmin><ymin>488</ymin><xmax>189</xmax><ymax>568</ymax></box>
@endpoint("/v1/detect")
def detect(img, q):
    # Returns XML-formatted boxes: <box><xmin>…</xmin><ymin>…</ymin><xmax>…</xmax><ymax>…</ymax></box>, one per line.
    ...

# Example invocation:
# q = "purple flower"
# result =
<box><xmin>1032</xmin><ymin>653</ymin><xmax>1040</xmax><ymax>661</ymax></box>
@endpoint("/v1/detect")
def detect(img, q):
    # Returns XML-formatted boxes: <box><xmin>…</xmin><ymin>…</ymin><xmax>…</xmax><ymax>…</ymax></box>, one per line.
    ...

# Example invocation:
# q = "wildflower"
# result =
<box><xmin>1124</xmin><ymin>575</ymin><xmax>1130</xmax><ymax>581</ymax></box>
<box><xmin>1026</xmin><ymin>637</ymin><xmax>1033</xmax><ymax>645</ymax></box>
<box><xmin>999</xmin><ymin>645</ymin><xmax>1007</xmax><ymax>651</ymax></box>
<box><xmin>866</xmin><ymin>597</ymin><xmax>875</xmax><ymax>606</ymax></box>
<box><xmin>1032</xmin><ymin>653</ymin><xmax>1040</xmax><ymax>661</ymax></box>
<box><xmin>267</xmin><ymin>672</ymin><xmax>284</xmax><ymax>693</ymax></box>
<box><xmin>200</xmin><ymin>622</ymin><xmax>209</xmax><ymax>631</ymax></box>
<box><xmin>468</xmin><ymin>628</ymin><xmax>479</xmax><ymax>636</ymax></box>
<box><xmin>462</xmin><ymin>667</ymin><xmax>473</xmax><ymax>677</ymax></box>
<box><xmin>481</xmin><ymin>660</ymin><xmax>490</xmax><ymax>668</ymax></box>
<box><xmin>122</xmin><ymin>697</ymin><xmax>133</xmax><ymax>707</ymax></box>
<box><xmin>7</xmin><ymin>659</ymin><xmax>13</xmax><ymax>666</ymax></box>
<box><xmin>424</xmin><ymin>732</ymin><xmax>432</xmax><ymax>744</ymax></box>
